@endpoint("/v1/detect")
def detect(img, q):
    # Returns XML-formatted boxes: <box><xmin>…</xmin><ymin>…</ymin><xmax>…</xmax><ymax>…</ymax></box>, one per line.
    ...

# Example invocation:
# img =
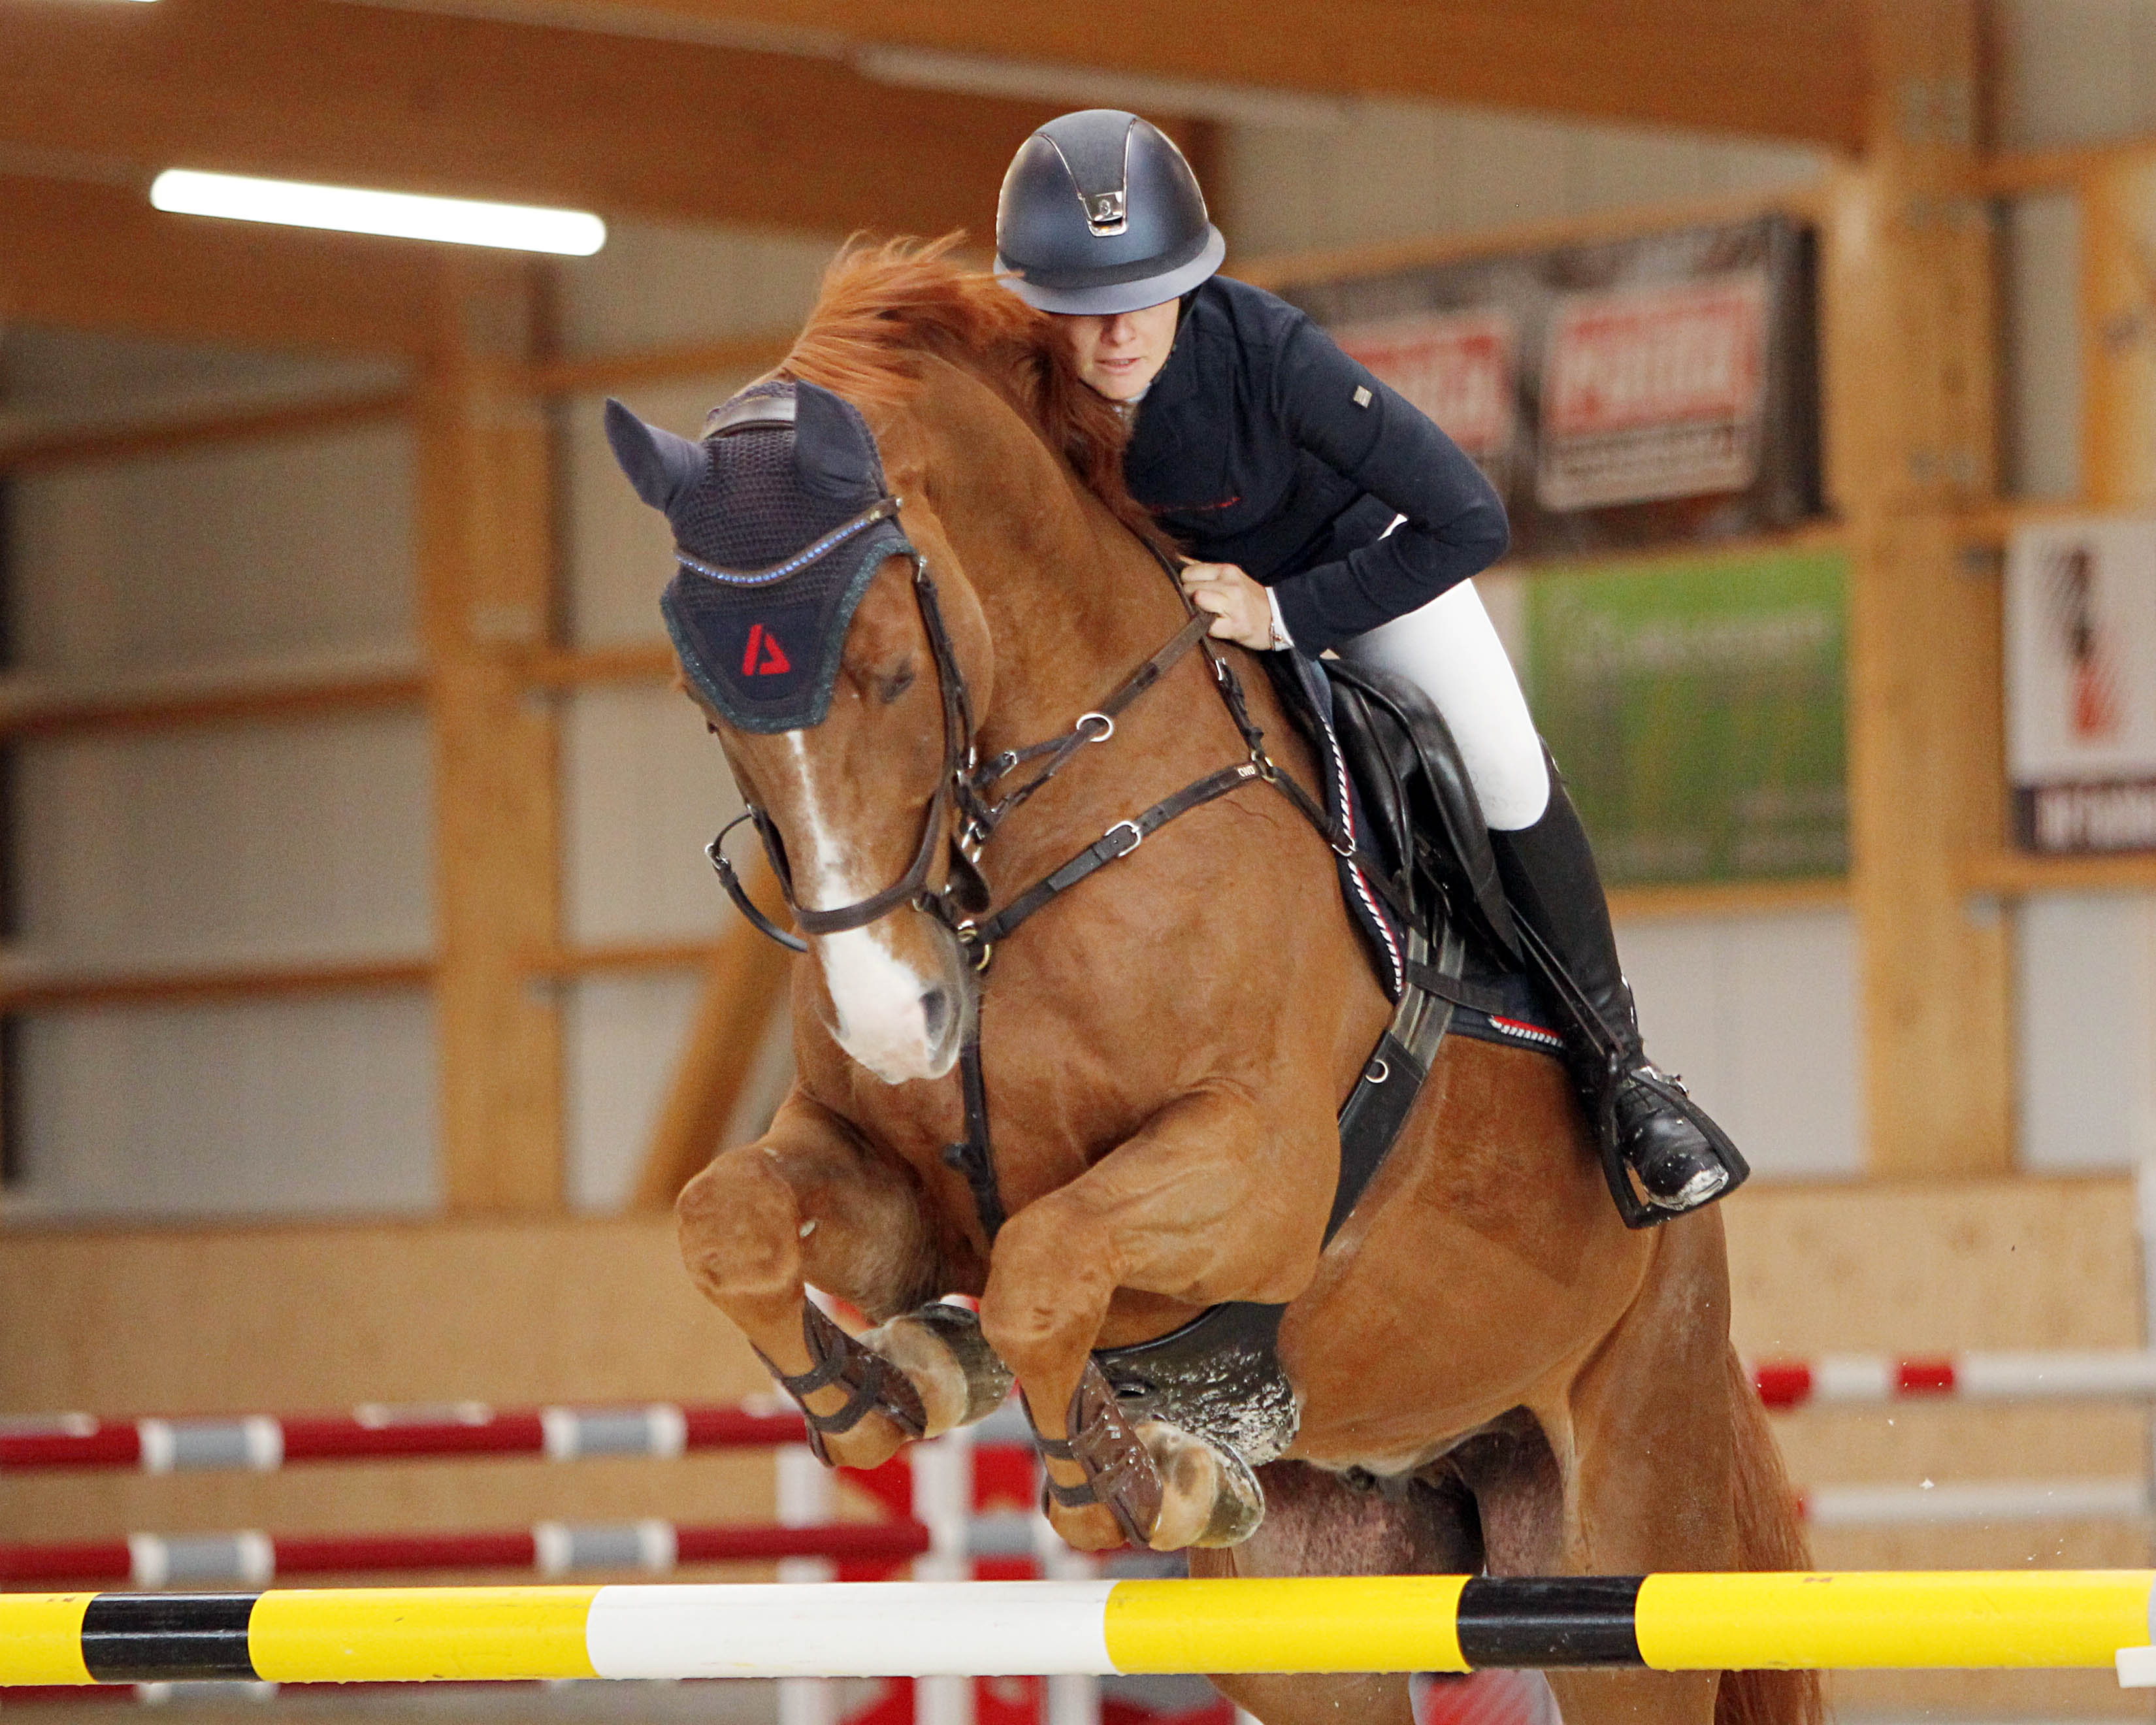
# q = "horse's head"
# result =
<box><xmin>606</xmin><ymin>381</ymin><xmax>988</xmax><ymax>1085</ymax></box>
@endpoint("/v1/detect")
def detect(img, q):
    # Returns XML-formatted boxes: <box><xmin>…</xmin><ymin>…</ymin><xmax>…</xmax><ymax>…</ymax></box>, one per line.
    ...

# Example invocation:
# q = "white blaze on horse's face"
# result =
<box><xmin>777</xmin><ymin>731</ymin><xmax>967</xmax><ymax>1085</ymax></box>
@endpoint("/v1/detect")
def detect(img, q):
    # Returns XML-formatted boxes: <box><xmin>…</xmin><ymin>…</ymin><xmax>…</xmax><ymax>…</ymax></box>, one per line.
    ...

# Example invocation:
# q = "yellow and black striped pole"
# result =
<box><xmin>4</xmin><ymin>1573</ymin><xmax>2153</xmax><ymax>1686</ymax></box>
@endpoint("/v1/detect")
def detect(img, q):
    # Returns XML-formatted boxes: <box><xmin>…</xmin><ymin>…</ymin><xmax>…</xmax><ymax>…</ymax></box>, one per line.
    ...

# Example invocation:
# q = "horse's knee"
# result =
<box><xmin>676</xmin><ymin>1147</ymin><xmax>802</xmax><ymax>1309</ymax></box>
<box><xmin>978</xmin><ymin>1196</ymin><xmax>1117</xmax><ymax>1376</ymax></box>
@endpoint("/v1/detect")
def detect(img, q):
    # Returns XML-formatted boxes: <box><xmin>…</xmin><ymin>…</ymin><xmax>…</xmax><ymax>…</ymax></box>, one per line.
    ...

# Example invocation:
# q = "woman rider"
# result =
<box><xmin>994</xmin><ymin>109</ymin><xmax>1746</xmax><ymax>1223</ymax></box>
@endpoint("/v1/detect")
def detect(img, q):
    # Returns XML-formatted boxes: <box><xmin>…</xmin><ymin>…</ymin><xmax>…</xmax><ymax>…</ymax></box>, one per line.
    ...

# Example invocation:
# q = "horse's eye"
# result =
<box><xmin>877</xmin><ymin>663</ymin><xmax>917</xmax><ymax>704</ymax></box>
<box><xmin>706</xmin><ymin>721</ymin><xmax>719</xmax><ymax>736</ymax></box>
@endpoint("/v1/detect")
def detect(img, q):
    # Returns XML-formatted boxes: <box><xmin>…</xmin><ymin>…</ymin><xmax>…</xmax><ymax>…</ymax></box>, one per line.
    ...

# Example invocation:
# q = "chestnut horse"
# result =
<box><xmin>634</xmin><ymin>242</ymin><xmax>1816</xmax><ymax>1725</ymax></box>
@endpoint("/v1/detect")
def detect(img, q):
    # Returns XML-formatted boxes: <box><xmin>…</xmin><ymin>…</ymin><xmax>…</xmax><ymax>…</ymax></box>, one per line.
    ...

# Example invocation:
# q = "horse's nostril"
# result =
<box><xmin>920</xmin><ymin>985</ymin><xmax>952</xmax><ymax>1043</ymax></box>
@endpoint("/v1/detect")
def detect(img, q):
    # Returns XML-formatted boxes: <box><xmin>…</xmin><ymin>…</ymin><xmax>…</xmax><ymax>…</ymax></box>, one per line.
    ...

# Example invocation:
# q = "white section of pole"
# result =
<box><xmin>1804</xmin><ymin>1477</ymin><xmax>2150</xmax><ymax>1528</ymax></box>
<box><xmin>776</xmin><ymin>1443</ymin><xmax>840</xmax><ymax>1725</ymax></box>
<box><xmin>1807</xmin><ymin>1356</ymin><xmax>1895</xmax><ymax>1402</ymax></box>
<box><xmin>2137</xmin><ymin>1157</ymin><xmax>2156</xmax><ymax>1569</ymax></box>
<box><xmin>583</xmin><ymin>1581</ymin><xmax>1120</xmax><ymax>1679</ymax></box>
<box><xmin>1037</xmin><ymin>1502</ymin><xmax>1102</xmax><ymax>1725</ymax></box>
<box><xmin>1953</xmin><ymin>1353</ymin><xmax>2156</xmax><ymax>1399</ymax></box>
<box><xmin>912</xmin><ymin>1429</ymin><xmax>975</xmax><ymax>1725</ymax></box>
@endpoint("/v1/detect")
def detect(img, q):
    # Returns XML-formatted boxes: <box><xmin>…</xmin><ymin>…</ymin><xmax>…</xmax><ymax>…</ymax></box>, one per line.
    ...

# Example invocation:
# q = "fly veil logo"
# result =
<box><xmin>741</xmin><ymin>623</ymin><xmax>793</xmax><ymax>678</ymax></box>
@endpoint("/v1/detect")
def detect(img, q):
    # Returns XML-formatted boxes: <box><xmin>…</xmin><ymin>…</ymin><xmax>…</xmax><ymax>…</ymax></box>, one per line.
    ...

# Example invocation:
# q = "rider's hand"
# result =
<box><xmin>1179</xmin><ymin>562</ymin><xmax>1279</xmax><ymax>651</ymax></box>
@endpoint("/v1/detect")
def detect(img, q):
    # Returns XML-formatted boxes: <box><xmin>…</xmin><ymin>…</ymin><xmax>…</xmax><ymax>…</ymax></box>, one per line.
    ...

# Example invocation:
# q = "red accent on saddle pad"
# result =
<box><xmin>1896</xmin><ymin>1358</ymin><xmax>1957</xmax><ymax>1396</ymax></box>
<box><xmin>1489</xmin><ymin>1015</ymin><xmax>1564</xmax><ymax>1048</ymax></box>
<box><xmin>1750</xmin><ymin>1362</ymin><xmax>1813</xmax><ymax>1409</ymax></box>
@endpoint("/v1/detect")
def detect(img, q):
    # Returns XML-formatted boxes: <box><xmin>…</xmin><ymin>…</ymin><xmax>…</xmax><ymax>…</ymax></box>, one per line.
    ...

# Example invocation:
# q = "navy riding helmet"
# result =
<box><xmin>994</xmin><ymin>110</ymin><xmax>1225</xmax><ymax>316</ymax></box>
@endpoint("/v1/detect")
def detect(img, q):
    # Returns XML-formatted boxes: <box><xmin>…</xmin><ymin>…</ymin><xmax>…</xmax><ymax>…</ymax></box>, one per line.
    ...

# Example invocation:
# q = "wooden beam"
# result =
<box><xmin>478</xmin><ymin>0</ymin><xmax>1866</xmax><ymax>146</ymax></box>
<box><xmin>1963</xmin><ymin>850</ymin><xmax>2156</xmax><ymax>898</ymax></box>
<box><xmin>632</xmin><ymin>856</ymin><xmax>795</xmax><ymax>1209</ymax></box>
<box><xmin>529</xmin><ymin>938</ymin><xmax>717</xmax><ymax>978</ymax></box>
<box><xmin>0</xmin><ymin>957</ymin><xmax>433</xmax><ymax>1015</ymax></box>
<box><xmin>1825</xmin><ymin>0</ymin><xmax>2010</xmax><ymax>1179</ymax></box>
<box><xmin>1241</xmin><ymin>182</ymin><xmax>1831</xmax><ymax>296</ymax></box>
<box><xmin>419</xmin><ymin>254</ymin><xmax>565</xmax><ymax>1213</ymax></box>
<box><xmin>0</xmin><ymin>668</ymin><xmax>425</xmax><ymax>742</ymax></box>
<box><xmin>2080</xmin><ymin>152</ymin><xmax>2156</xmax><ymax>511</ymax></box>
<box><xmin>0</xmin><ymin>175</ymin><xmax>438</xmax><ymax>356</ymax></box>
<box><xmin>525</xmin><ymin>642</ymin><xmax>676</xmax><ymax>691</ymax></box>
<box><xmin>0</xmin><ymin>390</ymin><xmax>412</xmax><ymax>474</ymax></box>
<box><xmin>1981</xmin><ymin>134</ymin><xmax>2156</xmax><ymax>196</ymax></box>
<box><xmin>0</xmin><ymin>0</ymin><xmax>1063</xmax><ymax>236</ymax></box>
<box><xmin>1606</xmin><ymin>878</ymin><xmax>1850</xmax><ymax>924</ymax></box>
<box><xmin>528</xmin><ymin>335</ymin><xmax>792</xmax><ymax>397</ymax></box>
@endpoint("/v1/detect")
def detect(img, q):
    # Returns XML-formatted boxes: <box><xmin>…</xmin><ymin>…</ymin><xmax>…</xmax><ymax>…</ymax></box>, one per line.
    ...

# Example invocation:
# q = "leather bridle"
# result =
<box><xmin>705</xmin><ymin>507</ymin><xmax>1403</xmax><ymax>1238</ymax></box>
<box><xmin>707</xmin><ymin>541</ymin><xmax>987</xmax><ymax>954</ymax></box>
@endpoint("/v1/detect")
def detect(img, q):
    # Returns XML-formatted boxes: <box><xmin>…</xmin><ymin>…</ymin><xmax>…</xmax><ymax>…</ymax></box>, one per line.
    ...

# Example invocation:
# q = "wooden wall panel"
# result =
<box><xmin>0</xmin><ymin>1215</ymin><xmax>772</xmax><ymax>1553</ymax></box>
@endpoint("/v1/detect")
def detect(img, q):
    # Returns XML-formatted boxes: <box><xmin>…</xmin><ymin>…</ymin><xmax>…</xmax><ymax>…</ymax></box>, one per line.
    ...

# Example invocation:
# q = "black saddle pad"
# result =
<box><xmin>1261</xmin><ymin>651</ymin><xmax>1564</xmax><ymax>1058</ymax></box>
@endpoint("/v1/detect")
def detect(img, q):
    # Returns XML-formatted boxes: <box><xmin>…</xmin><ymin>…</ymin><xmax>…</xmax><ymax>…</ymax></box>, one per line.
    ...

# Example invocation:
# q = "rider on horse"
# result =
<box><xmin>995</xmin><ymin>109</ymin><xmax>1746</xmax><ymax>1223</ymax></box>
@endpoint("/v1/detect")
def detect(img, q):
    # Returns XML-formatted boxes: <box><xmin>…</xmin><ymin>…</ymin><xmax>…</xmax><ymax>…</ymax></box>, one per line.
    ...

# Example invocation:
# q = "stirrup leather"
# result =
<box><xmin>1027</xmin><ymin>1359</ymin><xmax>1162</xmax><ymax>1546</ymax></box>
<box><xmin>754</xmin><ymin>1302</ymin><xmax>927</xmax><ymax>1464</ymax></box>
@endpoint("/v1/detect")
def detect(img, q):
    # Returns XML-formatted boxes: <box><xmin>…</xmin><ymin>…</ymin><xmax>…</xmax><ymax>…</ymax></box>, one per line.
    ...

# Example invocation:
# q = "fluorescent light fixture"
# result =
<box><xmin>149</xmin><ymin>170</ymin><xmax>606</xmax><ymax>255</ymax></box>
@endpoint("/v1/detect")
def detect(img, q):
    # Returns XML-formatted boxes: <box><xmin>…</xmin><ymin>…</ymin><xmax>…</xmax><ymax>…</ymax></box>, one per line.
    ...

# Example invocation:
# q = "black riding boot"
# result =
<box><xmin>1488</xmin><ymin>763</ymin><xmax>1748</xmax><ymax>1227</ymax></box>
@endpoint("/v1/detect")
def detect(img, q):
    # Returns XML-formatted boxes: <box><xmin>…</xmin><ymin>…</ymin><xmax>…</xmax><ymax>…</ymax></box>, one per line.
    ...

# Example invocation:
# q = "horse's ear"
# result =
<box><xmin>604</xmin><ymin>398</ymin><xmax>706</xmax><ymax>512</ymax></box>
<box><xmin>792</xmin><ymin>382</ymin><xmax>880</xmax><ymax>500</ymax></box>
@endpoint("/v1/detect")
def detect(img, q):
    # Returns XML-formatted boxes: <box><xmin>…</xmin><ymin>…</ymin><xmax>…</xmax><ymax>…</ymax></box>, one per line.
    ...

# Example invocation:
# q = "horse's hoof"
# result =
<box><xmin>1137</xmin><ymin>1419</ymin><xmax>1266</xmax><ymax>1550</ymax></box>
<box><xmin>857</xmin><ymin>1302</ymin><xmax>1015</xmax><ymax>1438</ymax></box>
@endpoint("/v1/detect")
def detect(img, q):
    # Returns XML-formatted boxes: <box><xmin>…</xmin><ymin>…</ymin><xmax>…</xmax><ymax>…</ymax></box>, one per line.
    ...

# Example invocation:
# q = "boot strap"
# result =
<box><xmin>754</xmin><ymin>1302</ymin><xmax>927</xmax><ymax>1464</ymax></box>
<box><xmin>1026</xmin><ymin>1361</ymin><xmax>1160</xmax><ymax>1545</ymax></box>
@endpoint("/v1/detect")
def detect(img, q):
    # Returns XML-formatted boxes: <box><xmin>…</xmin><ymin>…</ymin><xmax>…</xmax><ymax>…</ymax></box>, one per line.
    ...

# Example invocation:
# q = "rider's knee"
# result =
<box><xmin>676</xmin><ymin>1148</ymin><xmax>800</xmax><ymax>1301</ymax></box>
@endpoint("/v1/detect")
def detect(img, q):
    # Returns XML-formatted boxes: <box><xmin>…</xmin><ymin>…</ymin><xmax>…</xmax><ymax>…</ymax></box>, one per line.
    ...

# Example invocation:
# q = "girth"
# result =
<box><xmin>1090</xmin><ymin>915</ymin><xmax>1470</xmax><ymax>1466</ymax></box>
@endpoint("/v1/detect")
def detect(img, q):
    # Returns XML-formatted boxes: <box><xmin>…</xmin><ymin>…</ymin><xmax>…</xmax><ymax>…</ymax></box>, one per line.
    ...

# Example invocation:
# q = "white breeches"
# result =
<box><xmin>1336</xmin><ymin>579</ymin><xmax>1551</xmax><ymax>831</ymax></box>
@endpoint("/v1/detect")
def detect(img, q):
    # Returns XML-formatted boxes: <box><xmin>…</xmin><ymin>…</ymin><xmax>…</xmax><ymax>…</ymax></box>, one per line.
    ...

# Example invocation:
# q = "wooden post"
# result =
<box><xmin>1826</xmin><ymin>0</ymin><xmax>2012</xmax><ymax>1176</ymax></box>
<box><xmin>417</xmin><ymin>255</ymin><xmax>564</xmax><ymax>1212</ymax></box>
<box><xmin>2080</xmin><ymin>152</ymin><xmax>2156</xmax><ymax>509</ymax></box>
<box><xmin>631</xmin><ymin>853</ymin><xmax>797</xmax><ymax>1211</ymax></box>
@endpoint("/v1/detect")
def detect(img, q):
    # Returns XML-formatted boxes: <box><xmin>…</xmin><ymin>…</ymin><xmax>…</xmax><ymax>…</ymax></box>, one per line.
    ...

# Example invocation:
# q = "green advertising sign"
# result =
<box><xmin>1523</xmin><ymin>548</ymin><xmax>1848</xmax><ymax>885</ymax></box>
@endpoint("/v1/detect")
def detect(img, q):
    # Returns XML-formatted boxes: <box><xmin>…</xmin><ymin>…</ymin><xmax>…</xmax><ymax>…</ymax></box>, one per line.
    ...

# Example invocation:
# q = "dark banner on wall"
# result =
<box><xmin>1278</xmin><ymin>214</ymin><xmax>1822</xmax><ymax>559</ymax></box>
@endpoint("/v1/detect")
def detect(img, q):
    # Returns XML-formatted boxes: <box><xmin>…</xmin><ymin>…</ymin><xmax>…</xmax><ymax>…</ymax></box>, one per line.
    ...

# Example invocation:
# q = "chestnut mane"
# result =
<box><xmin>780</xmin><ymin>235</ymin><xmax>1168</xmax><ymax>550</ymax></box>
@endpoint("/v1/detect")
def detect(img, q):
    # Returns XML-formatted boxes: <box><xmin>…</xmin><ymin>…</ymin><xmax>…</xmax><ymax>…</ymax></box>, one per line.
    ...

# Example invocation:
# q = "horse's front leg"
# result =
<box><xmin>979</xmin><ymin>1083</ymin><xmax>1328</xmax><ymax>1551</ymax></box>
<box><xmin>677</xmin><ymin>1090</ymin><xmax>1011</xmax><ymax>1470</ymax></box>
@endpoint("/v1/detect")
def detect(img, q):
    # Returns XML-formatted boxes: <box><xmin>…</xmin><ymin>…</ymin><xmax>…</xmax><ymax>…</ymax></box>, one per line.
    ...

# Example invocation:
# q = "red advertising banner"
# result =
<box><xmin>1276</xmin><ymin>214</ymin><xmax>1818</xmax><ymax>557</ymax></box>
<box><xmin>1537</xmin><ymin>272</ymin><xmax>1767</xmax><ymax>510</ymax></box>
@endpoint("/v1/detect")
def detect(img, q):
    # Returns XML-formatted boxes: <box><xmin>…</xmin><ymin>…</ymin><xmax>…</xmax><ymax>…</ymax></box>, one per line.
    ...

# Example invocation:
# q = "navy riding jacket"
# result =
<box><xmin>1124</xmin><ymin>276</ymin><xmax>1509</xmax><ymax>657</ymax></box>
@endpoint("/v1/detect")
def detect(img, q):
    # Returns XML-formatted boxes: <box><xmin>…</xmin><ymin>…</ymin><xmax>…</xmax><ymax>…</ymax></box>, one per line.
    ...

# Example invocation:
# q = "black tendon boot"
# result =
<box><xmin>1488</xmin><ymin>763</ymin><xmax>1748</xmax><ymax>1227</ymax></box>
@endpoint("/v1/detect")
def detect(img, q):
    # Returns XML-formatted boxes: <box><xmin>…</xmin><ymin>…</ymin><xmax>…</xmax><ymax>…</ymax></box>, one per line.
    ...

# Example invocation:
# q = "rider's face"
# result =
<box><xmin>1058</xmin><ymin>299</ymin><xmax>1181</xmax><ymax>402</ymax></box>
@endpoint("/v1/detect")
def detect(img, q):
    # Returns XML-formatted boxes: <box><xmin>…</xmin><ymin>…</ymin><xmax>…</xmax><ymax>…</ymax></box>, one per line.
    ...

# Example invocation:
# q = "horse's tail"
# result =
<box><xmin>1715</xmin><ymin>1343</ymin><xmax>1825</xmax><ymax>1725</ymax></box>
